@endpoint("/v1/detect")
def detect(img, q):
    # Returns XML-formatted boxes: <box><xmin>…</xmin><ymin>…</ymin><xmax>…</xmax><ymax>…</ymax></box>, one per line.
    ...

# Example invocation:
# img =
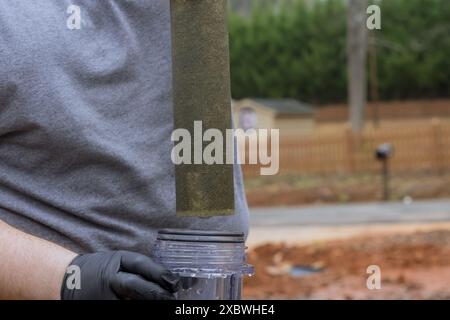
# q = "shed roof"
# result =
<box><xmin>249</xmin><ymin>98</ymin><xmax>315</xmax><ymax>115</ymax></box>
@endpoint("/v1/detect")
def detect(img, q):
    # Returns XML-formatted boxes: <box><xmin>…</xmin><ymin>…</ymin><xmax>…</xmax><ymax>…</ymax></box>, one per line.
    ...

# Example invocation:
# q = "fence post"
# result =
<box><xmin>431</xmin><ymin>118</ymin><xmax>443</xmax><ymax>174</ymax></box>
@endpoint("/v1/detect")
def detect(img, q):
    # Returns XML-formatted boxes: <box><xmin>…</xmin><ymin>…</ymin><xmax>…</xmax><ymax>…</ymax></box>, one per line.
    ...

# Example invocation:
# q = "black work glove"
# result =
<box><xmin>60</xmin><ymin>251</ymin><xmax>181</xmax><ymax>300</ymax></box>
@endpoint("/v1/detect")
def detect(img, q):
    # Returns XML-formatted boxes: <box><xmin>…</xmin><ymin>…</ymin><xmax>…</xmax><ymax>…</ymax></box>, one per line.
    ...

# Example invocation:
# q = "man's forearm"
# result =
<box><xmin>0</xmin><ymin>219</ymin><xmax>77</xmax><ymax>299</ymax></box>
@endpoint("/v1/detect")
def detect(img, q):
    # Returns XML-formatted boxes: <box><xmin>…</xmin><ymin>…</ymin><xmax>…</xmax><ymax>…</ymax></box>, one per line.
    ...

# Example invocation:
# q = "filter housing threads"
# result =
<box><xmin>153</xmin><ymin>229</ymin><xmax>254</xmax><ymax>300</ymax></box>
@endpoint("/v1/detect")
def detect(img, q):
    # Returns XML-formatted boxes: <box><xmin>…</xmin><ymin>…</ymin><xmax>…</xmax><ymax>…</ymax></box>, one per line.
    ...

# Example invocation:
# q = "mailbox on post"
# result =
<box><xmin>375</xmin><ymin>143</ymin><xmax>394</xmax><ymax>201</ymax></box>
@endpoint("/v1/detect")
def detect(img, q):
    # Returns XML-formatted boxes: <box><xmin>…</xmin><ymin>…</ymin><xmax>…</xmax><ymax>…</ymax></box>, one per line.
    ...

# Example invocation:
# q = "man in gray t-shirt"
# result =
<box><xmin>0</xmin><ymin>1</ymin><xmax>249</xmax><ymax>300</ymax></box>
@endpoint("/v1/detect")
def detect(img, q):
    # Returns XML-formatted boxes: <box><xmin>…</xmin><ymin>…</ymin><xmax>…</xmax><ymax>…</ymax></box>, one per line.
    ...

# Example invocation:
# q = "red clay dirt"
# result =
<box><xmin>243</xmin><ymin>230</ymin><xmax>450</xmax><ymax>299</ymax></box>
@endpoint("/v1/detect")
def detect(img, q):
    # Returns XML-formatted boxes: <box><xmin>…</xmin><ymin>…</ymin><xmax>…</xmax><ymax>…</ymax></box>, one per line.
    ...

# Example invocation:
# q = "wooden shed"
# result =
<box><xmin>232</xmin><ymin>98</ymin><xmax>316</xmax><ymax>135</ymax></box>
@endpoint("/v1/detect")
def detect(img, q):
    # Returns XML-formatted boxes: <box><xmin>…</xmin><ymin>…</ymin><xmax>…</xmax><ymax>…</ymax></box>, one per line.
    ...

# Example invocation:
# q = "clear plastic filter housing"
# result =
<box><xmin>153</xmin><ymin>229</ymin><xmax>254</xmax><ymax>300</ymax></box>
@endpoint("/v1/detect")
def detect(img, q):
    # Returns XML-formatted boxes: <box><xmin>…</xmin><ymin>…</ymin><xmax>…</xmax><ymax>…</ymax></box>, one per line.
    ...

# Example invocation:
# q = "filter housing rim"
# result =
<box><xmin>157</xmin><ymin>228</ymin><xmax>245</xmax><ymax>243</ymax></box>
<box><xmin>153</xmin><ymin>228</ymin><xmax>253</xmax><ymax>276</ymax></box>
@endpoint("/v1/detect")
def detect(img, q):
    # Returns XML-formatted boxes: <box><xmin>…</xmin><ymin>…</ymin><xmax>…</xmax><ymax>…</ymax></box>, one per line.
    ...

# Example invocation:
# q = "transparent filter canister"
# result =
<box><xmin>153</xmin><ymin>229</ymin><xmax>254</xmax><ymax>300</ymax></box>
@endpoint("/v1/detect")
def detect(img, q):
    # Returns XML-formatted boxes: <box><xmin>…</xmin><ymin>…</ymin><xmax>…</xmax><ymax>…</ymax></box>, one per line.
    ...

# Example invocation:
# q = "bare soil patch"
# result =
<box><xmin>243</xmin><ymin>230</ymin><xmax>450</xmax><ymax>299</ymax></box>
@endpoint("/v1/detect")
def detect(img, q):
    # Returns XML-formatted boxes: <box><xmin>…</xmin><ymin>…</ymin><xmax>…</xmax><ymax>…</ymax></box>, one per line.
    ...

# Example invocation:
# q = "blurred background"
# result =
<box><xmin>227</xmin><ymin>0</ymin><xmax>450</xmax><ymax>299</ymax></box>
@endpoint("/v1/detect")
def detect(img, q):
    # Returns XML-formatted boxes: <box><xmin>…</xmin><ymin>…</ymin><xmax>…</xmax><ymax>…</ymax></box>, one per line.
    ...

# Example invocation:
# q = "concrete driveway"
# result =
<box><xmin>247</xmin><ymin>199</ymin><xmax>450</xmax><ymax>247</ymax></box>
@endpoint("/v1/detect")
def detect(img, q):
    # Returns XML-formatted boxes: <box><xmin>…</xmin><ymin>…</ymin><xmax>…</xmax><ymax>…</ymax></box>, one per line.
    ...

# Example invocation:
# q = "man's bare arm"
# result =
<box><xmin>0</xmin><ymin>219</ymin><xmax>77</xmax><ymax>300</ymax></box>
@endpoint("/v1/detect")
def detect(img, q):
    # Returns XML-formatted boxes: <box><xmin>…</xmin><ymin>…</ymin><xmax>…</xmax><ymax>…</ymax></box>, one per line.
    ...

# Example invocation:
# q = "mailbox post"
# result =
<box><xmin>375</xmin><ymin>143</ymin><xmax>394</xmax><ymax>201</ymax></box>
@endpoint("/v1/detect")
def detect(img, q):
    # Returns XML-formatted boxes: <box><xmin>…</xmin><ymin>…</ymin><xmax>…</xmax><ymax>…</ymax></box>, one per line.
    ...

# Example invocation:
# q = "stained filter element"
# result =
<box><xmin>170</xmin><ymin>0</ymin><xmax>235</xmax><ymax>217</ymax></box>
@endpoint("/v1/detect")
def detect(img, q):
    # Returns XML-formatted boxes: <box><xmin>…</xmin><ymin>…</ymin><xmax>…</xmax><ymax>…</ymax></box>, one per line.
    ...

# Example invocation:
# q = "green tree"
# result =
<box><xmin>228</xmin><ymin>0</ymin><xmax>450</xmax><ymax>104</ymax></box>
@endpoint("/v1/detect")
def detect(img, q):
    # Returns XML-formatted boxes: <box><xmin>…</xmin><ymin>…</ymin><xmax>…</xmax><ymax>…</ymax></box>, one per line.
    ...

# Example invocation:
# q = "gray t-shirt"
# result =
<box><xmin>0</xmin><ymin>1</ymin><xmax>249</xmax><ymax>254</ymax></box>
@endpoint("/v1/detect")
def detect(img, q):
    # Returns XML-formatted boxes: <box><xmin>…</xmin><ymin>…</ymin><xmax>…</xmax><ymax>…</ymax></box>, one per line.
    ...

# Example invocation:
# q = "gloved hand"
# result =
<box><xmin>60</xmin><ymin>251</ymin><xmax>181</xmax><ymax>300</ymax></box>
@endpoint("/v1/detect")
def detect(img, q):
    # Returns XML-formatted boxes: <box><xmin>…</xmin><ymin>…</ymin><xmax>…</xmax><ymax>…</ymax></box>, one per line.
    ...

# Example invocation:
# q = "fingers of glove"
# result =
<box><xmin>119</xmin><ymin>251</ymin><xmax>181</xmax><ymax>293</ymax></box>
<box><xmin>111</xmin><ymin>272</ymin><xmax>175</xmax><ymax>300</ymax></box>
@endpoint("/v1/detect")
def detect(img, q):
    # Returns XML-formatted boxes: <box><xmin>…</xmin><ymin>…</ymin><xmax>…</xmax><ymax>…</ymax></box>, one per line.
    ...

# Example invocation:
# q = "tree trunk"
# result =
<box><xmin>347</xmin><ymin>0</ymin><xmax>368</xmax><ymax>136</ymax></box>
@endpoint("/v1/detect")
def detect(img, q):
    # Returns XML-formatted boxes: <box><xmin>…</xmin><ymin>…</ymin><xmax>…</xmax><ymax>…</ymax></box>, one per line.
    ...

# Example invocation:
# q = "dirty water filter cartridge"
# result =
<box><xmin>153</xmin><ymin>229</ymin><xmax>254</xmax><ymax>300</ymax></box>
<box><xmin>170</xmin><ymin>0</ymin><xmax>235</xmax><ymax>218</ymax></box>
